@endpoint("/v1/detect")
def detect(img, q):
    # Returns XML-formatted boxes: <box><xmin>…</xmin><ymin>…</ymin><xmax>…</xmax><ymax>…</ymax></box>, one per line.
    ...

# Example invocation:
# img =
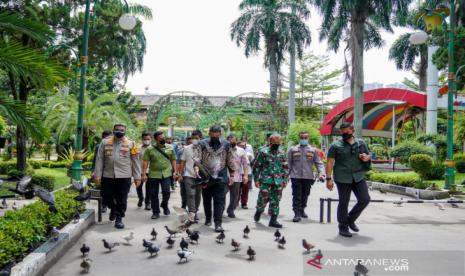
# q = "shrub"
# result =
<box><xmin>48</xmin><ymin>161</ymin><xmax>71</xmax><ymax>168</ymax></box>
<box><xmin>454</xmin><ymin>153</ymin><xmax>465</xmax><ymax>173</ymax></box>
<box><xmin>6</xmin><ymin>168</ymin><xmax>34</xmax><ymax>180</ymax></box>
<box><xmin>31</xmin><ymin>173</ymin><xmax>55</xmax><ymax>191</ymax></box>
<box><xmin>368</xmin><ymin>171</ymin><xmax>419</xmax><ymax>187</ymax></box>
<box><xmin>390</xmin><ymin>140</ymin><xmax>434</xmax><ymax>164</ymax></box>
<box><xmin>287</xmin><ymin>122</ymin><xmax>320</xmax><ymax>147</ymax></box>
<box><xmin>424</xmin><ymin>162</ymin><xmax>446</xmax><ymax>180</ymax></box>
<box><xmin>414</xmin><ymin>181</ymin><xmax>430</xmax><ymax>189</ymax></box>
<box><xmin>82</xmin><ymin>162</ymin><xmax>93</xmax><ymax>171</ymax></box>
<box><xmin>0</xmin><ymin>190</ymin><xmax>85</xmax><ymax>269</ymax></box>
<box><xmin>28</xmin><ymin>160</ymin><xmax>43</xmax><ymax>169</ymax></box>
<box><xmin>409</xmin><ymin>154</ymin><xmax>433</xmax><ymax>180</ymax></box>
<box><xmin>0</xmin><ymin>161</ymin><xmax>16</xmax><ymax>175</ymax></box>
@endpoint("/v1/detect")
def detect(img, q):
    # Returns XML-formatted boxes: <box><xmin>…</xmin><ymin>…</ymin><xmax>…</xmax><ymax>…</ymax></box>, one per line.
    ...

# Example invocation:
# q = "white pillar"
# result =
<box><xmin>426</xmin><ymin>45</ymin><xmax>439</xmax><ymax>134</ymax></box>
<box><xmin>392</xmin><ymin>105</ymin><xmax>396</xmax><ymax>148</ymax></box>
<box><xmin>288</xmin><ymin>50</ymin><xmax>296</xmax><ymax>125</ymax></box>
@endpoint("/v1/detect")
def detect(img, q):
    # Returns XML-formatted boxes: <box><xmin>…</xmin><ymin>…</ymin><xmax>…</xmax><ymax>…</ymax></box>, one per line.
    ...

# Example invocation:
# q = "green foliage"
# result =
<box><xmin>0</xmin><ymin>115</ymin><xmax>6</xmax><ymax>136</ymax></box>
<box><xmin>82</xmin><ymin>162</ymin><xmax>93</xmax><ymax>171</ymax></box>
<box><xmin>390</xmin><ymin>140</ymin><xmax>434</xmax><ymax>164</ymax></box>
<box><xmin>0</xmin><ymin>190</ymin><xmax>85</xmax><ymax>269</ymax></box>
<box><xmin>58</xmin><ymin>148</ymin><xmax>89</xmax><ymax>163</ymax></box>
<box><xmin>454</xmin><ymin>153</ymin><xmax>465</xmax><ymax>173</ymax></box>
<box><xmin>0</xmin><ymin>160</ymin><xmax>16</xmax><ymax>174</ymax></box>
<box><xmin>425</xmin><ymin>162</ymin><xmax>446</xmax><ymax>181</ymax></box>
<box><xmin>409</xmin><ymin>154</ymin><xmax>433</xmax><ymax>180</ymax></box>
<box><xmin>370</xmin><ymin>143</ymin><xmax>389</xmax><ymax>160</ymax></box>
<box><xmin>31</xmin><ymin>173</ymin><xmax>55</xmax><ymax>191</ymax></box>
<box><xmin>368</xmin><ymin>171</ymin><xmax>419</xmax><ymax>187</ymax></box>
<box><xmin>287</xmin><ymin>122</ymin><xmax>320</xmax><ymax>147</ymax></box>
<box><xmin>28</xmin><ymin>160</ymin><xmax>43</xmax><ymax>169</ymax></box>
<box><xmin>7</xmin><ymin>168</ymin><xmax>34</xmax><ymax>180</ymax></box>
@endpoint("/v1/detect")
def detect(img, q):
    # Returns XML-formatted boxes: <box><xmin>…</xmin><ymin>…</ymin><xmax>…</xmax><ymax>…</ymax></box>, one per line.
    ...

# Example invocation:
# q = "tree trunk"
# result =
<box><xmin>268</xmin><ymin>38</ymin><xmax>279</xmax><ymax>101</ymax></box>
<box><xmin>419</xmin><ymin>46</ymin><xmax>428</xmax><ymax>92</ymax></box>
<box><xmin>351</xmin><ymin>19</ymin><xmax>365</xmax><ymax>138</ymax></box>
<box><xmin>16</xmin><ymin>79</ymin><xmax>28</xmax><ymax>171</ymax></box>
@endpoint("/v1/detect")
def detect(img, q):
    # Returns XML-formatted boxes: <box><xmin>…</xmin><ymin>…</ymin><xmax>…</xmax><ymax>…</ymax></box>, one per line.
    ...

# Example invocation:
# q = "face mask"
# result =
<box><xmin>143</xmin><ymin>140</ymin><xmax>151</xmax><ymax>146</ymax></box>
<box><xmin>113</xmin><ymin>130</ymin><xmax>125</xmax><ymax>138</ymax></box>
<box><xmin>299</xmin><ymin>139</ymin><xmax>308</xmax><ymax>146</ymax></box>
<box><xmin>192</xmin><ymin>139</ymin><xmax>200</xmax><ymax>145</ymax></box>
<box><xmin>158</xmin><ymin>139</ymin><xmax>166</xmax><ymax>145</ymax></box>
<box><xmin>270</xmin><ymin>143</ymin><xmax>279</xmax><ymax>151</ymax></box>
<box><xmin>210</xmin><ymin>137</ymin><xmax>220</xmax><ymax>144</ymax></box>
<box><xmin>230</xmin><ymin>143</ymin><xmax>237</xmax><ymax>148</ymax></box>
<box><xmin>342</xmin><ymin>133</ymin><xmax>353</xmax><ymax>141</ymax></box>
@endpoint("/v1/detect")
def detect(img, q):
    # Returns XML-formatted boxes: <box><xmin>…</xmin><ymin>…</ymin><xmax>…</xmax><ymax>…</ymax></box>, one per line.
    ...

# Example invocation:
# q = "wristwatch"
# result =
<box><xmin>325</xmin><ymin>177</ymin><xmax>332</xmax><ymax>181</ymax></box>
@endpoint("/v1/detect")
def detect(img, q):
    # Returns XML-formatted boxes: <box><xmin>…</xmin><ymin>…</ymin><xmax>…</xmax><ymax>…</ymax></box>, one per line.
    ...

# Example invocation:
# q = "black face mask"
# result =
<box><xmin>113</xmin><ymin>130</ymin><xmax>125</xmax><ymax>138</ymax></box>
<box><xmin>158</xmin><ymin>139</ymin><xmax>166</xmax><ymax>145</ymax></box>
<box><xmin>270</xmin><ymin>144</ymin><xmax>279</xmax><ymax>151</ymax></box>
<box><xmin>230</xmin><ymin>143</ymin><xmax>237</xmax><ymax>148</ymax></box>
<box><xmin>342</xmin><ymin>133</ymin><xmax>353</xmax><ymax>141</ymax></box>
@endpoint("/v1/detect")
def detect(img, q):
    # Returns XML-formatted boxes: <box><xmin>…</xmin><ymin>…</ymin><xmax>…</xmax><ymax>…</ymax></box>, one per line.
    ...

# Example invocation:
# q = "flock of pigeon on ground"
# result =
<box><xmin>77</xmin><ymin>224</ymin><xmax>333</xmax><ymax>275</ymax></box>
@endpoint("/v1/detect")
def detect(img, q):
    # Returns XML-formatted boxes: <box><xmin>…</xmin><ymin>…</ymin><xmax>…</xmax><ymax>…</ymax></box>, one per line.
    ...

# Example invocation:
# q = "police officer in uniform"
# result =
<box><xmin>94</xmin><ymin>123</ymin><xmax>141</xmax><ymax>229</ymax></box>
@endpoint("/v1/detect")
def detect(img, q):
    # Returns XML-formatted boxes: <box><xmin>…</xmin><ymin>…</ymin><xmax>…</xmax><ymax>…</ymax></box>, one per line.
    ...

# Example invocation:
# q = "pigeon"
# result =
<box><xmin>355</xmin><ymin>260</ymin><xmax>369</xmax><ymax>275</ymax></box>
<box><xmin>80</xmin><ymin>258</ymin><xmax>92</xmax><ymax>273</ymax></box>
<box><xmin>216</xmin><ymin>230</ymin><xmax>225</xmax><ymax>243</ymax></box>
<box><xmin>274</xmin><ymin>229</ymin><xmax>281</xmax><ymax>241</ymax></box>
<box><xmin>72</xmin><ymin>177</ymin><xmax>88</xmax><ymax>193</ymax></box>
<box><xmin>143</xmin><ymin>239</ymin><xmax>153</xmax><ymax>250</ymax></box>
<box><xmin>147</xmin><ymin>243</ymin><xmax>161</xmax><ymax>257</ymax></box>
<box><xmin>165</xmin><ymin>225</ymin><xmax>178</xmax><ymax>237</ymax></box>
<box><xmin>379</xmin><ymin>188</ymin><xmax>387</xmax><ymax>194</ymax></box>
<box><xmin>122</xmin><ymin>232</ymin><xmax>135</xmax><ymax>244</ymax></box>
<box><xmin>151</xmin><ymin>228</ymin><xmax>158</xmax><ymax>240</ymax></box>
<box><xmin>51</xmin><ymin>227</ymin><xmax>60</xmax><ymax>242</ymax></box>
<box><xmin>177</xmin><ymin>249</ymin><xmax>193</xmax><ymax>263</ymax></box>
<box><xmin>186</xmin><ymin>229</ymin><xmax>199</xmax><ymax>244</ymax></box>
<box><xmin>231</xmin><ymin>239</ymin><xmax>241</xmax><ymax>251</ymax></box>
<box><xmin>74</xmin><ymin>191</ymin><xmax>91</xmax><ymax>202</ymax></box>
<box><xmin>278</xmin><ymin>236</ymin><xmax>286</xmax><ymax>249</ymax></box>
<box><xmin>302</xmin><ymin>239</ymin><xmax>315</xmax><ymax>253</ymax></box>
<box><xmin>9</xmin><ymin>176</ymin><xmax>32</xmax><ymax>196</ymax></box>
<box><xmin>243</xmin><ymin>225</ymin><xmax>250</xmax><ymax>238</ymax></box>
<box><xmin>34</xmin><ymin>186</ymin><xmax>57</xmax><ymax>213</ymax></box>
<box><xmin>167</xmin><ymin>237</ymin><xmax>175</xmax><ymax>248</ymax></box>
<box><xmin>451</xmin><ymin>203</ymin><xmax>459</xmax><ymax>208</ymax></box>
<box><xmin>12</xmin><ymin>202</ymin><xmax>18</xmax><ymax>211</ymax></box>
<box><xmin>173</xmin><ymin>206</ymin><xmax>194</xmax><ymax>231</ymax></box>
<box><xmin>393</xmin><ymin>200</ymin><xmax>403</xmax><ymax>207</ymax></box>
<box><xmin>435</xmin><ymin>203</ymin><xmax>445</xmax><ymax>210</ymax></box>
<box><xmin>102</xmin><ymin>239</ymin><xmax>120</xmax><ymax>252</ymax></box>
<box><xmin>314</xmin><ymin>249</ymin><xmax>323</xmax><ymax>263</ymax></box>
<box><xmin>246</xmin><ymin>246</ymin><xmax>256</xmax><ymax>261</ymax></box>
<box><xmin>80</xmin><ymin>243</ymin><xmax>90</xmax><ymax>257</ymax></box>
<box><xmin>180</xmin><ymin>238</ymin><xmax>189</xmax><ymax>250</ymax></box>
<box><xmin>73</xmin><ymin>210</ymin><xmax>81</xmax><ymax>223</ymax></box>
<box><xmin>1</xmin><ymin>198</ymin><xmax>7</xmax><ymax>209</ymax></box>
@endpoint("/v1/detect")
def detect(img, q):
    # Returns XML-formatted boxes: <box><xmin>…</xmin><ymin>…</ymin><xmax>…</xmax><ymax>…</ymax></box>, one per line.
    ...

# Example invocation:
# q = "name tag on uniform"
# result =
<box><xmin>292</xmin><ymin>152</ymin><xmax>301</xmax><ymax>159</ymax></box>
<box><xmin>104</xmin><ymin>149</ymin><xmax>112</xmax><ymax>156</ymax></box>
<box><xmin>120</xmin><ymin>148</ymin><xmax>129</xmax><ymax>157</ymax></box>
<box><xmin>306</xmin><ymin>152</ymin><xmax>314</xmax><ymax>160</ymax></box>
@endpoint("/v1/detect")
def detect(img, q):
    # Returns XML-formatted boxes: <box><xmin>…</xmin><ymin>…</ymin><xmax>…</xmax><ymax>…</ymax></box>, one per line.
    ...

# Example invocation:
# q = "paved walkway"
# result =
<box><xmin>46</xmin><ymin>183</ymin><xmax>465</xmax><ymax>276</ymax></box>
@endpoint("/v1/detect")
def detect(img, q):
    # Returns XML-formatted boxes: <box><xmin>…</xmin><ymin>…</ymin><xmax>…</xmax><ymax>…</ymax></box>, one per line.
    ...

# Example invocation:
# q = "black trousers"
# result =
<box><xmin>101</xmin><ymin>177</ymin><xmax>131</xmax><ymax>219</ymax></box>
<box><xmin>148</xmin><ymin>178</ymin><xmax>171</xmax><ymax>215</ymax></box>
<box><xmin>136</xmin><ymin>177</ymin><xmax>150</xmax><ymax>205</ymax></box>
<box><xmin>202</xmin><ymin>181</ymin><xmax>226</xmax><ymax>224</ymax></box>
<box><xmin>335</xmin><ymin>179</ymin><xmax>371</xmax><ymax>229</ymax></box>
<box><xmin>180</xmin><ymin>180</ymin><xmax>187</xmax><ymax>208</ymax></box>
<box><xmin>291</xmin><ymin>178</ymin><xmax>315</xmax><ymax>212</ymax></box>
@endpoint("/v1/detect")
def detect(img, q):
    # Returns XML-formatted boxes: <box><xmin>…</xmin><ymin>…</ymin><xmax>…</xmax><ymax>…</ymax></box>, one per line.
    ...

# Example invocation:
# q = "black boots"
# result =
<box><xmin>254</xmin><ymin>211</ymin><xmax>262</xmax><ymax>222</ymax></box>
<box><xmin>114</xmin><ymin>217</ymin><xmax>124</xmax><ymax>229</ymax></box>
<box><xmin>269</xmin><ymin>215</ymin><xmax>282</xmax><ymax>228</ymax></box>
<box><xmin>300</xmin><ymin>209</ymin><xmax>308</xmax><ymax>218</ymax></box>
<box><xmin>292</xmin><ymin>210</ymin><xmax>301</xmax><ymax>222</ymax></box>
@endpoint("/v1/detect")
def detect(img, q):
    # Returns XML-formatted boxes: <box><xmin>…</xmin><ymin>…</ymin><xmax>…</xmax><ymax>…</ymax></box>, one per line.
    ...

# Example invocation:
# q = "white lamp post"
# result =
<box><xmin>118</xmin><ymin>13</ymin><xmax>137</xmax><ymax>31</ymax></box>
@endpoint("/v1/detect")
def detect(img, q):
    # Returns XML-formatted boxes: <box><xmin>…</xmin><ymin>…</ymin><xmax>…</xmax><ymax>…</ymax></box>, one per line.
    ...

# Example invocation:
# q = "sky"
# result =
<box><xmin>125</xmin><ymin>0</ymin><xmax>415</xmax><ymax>101</ymax></box>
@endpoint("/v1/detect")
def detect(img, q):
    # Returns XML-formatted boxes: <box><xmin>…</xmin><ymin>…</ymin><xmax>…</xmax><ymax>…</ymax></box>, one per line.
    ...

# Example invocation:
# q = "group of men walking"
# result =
<box><xmin>92</xmin><ymin>122</ymin><xmax>371</xmax><ymax>238</ymax></box>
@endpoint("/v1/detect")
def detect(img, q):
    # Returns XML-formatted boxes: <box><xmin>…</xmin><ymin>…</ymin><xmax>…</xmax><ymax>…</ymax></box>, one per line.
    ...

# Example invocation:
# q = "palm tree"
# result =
<box><xmin>44</xmin><ymin>93</ymin><xmax>134</xmax><ymax>151</ymax></box>
<box><xmin>231</xmin><ymin>0</ymin><xmax>311</xmax><ymax>100</ymax></box>
<box><xmin>313</xmin><ymin>0</ymin><xmax>412</xmax><ymax>137</ymax></box>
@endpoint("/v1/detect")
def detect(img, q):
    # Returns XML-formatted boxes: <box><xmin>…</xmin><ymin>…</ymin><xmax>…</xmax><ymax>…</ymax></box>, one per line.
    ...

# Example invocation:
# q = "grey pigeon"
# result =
<box><xmin>274</xmin><ymin>229</ymin><xmax>281</xmax><ymax>241</ymax></box>
<box><xmin>167</xmin><ymin>237</ymin><xmax>175</xmax><ymax>248</ymax></box>
<box><xmin>143</xmin><ymin>239</ymin><xmax>153</xmax><ymax>250</ymax></box>
<box><xmin>148</xmin><ymin>244</ymin><xmax>160</xmax><ymax>257</ymax></box>
<box><xmin>34</xmin><ymin>186</ymin><xmax>57</xmax><ymax>213</ymax></box>
<box><xmin>12</xmin><ymin>202</ymin><xmax>18</xmax><ymax>211</ymax></box>
<box><xmin>80</xmin><ymin>258</ymin><xmax>92</xmax><ymax>273</ymax></box>
<box><xmin>177</xmin><ymin>249</ymin><xmax>192</xmax><ymax>263</ymax></box>
<box><xmin>9</xmin><ymin>176</ymin><xmax>33</xmax><ymax>198</ymax></box>
<box><xmin>314</xmin><ymin>249</ymin><xmax>323</xmax><ymax>264</ymax></box>
<box><xmin>186</xmin><ymin>229</ymin><xmax>199</xmax><ymax>244</ymax></box>
<box><xmin>73</xmin><ymin>211</ymin><xmax>81</xmax><ymax>223</ymax></box>
<box><xmin>246</xmin><ymin>246</ymin><xmax>256</xmax><ymax>261</ymax></box>
<box><xmin>216</xmin><ymin>230</ymin><xmax>225</xmax><ymax>243</ymax></box>
<box><xmin>231</xmin><ymin>239</ymin><xmax>241</xmax><ymax>251</ymax></box>
<box><xmin>80</xmin><ymin>244</ymin><xmax>90</xmax><ymax>257</ymax></box>
<box><xmin>278</xmin><ymin>236</ymin><xmax>286</xmax><ymax>249</ymax></box>
<box><xmin>302</xmin><ymin>239</ymin><xmax>315</xmax><ymax>253</ymax></box>
<box><xmin>51</xmin><ymin>227</ymin><xmax>59</xmax><ymax>242</ymax></box>
<box><xmin>180</xmin><ymin>238</ymin><xmax>189</xmax><ymax>250</ymax></box>
<box><xmin>121</xmin><ymin>232</ymin><xmax>134</xmax><ymax>244</ymax></box>
<box><xmin>165</xmin><ymin>225</ymin><xmax>178</xmax><ymax>237</ymax></box>
<box><xmin>72</xmin><ymin>177</ymin><xmax>88</xmax><ymax>192</ymax></box>
<box><xmin>355</xmin><ymin>260</ymin><xmax>369</xmax><ymax>275</ymax></box>
<box><xmin>151</xmin><ymin>228</ymin><xmax>158</xmax><ymax>240</ymax></box>
<box><xmin>102</xmin><ymin>239</ymin><xmax>120</xmax><ymax>252</ymax></box>
<box><xmin>243</xmin><ymin>225</ymin><xmax>250</xmax><ymax>238</ymax></box>
<box><xmin>1</xmin><ymin>198</ymin><xmax>7</xmax><ymax>209</ymax></box>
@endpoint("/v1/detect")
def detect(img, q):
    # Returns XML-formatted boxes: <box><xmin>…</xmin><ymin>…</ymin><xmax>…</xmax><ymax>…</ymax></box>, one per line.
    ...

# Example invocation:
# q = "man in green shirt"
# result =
<box><xmin>142</xmin><ymin>131</ymin><xmax>178</xmax><ymax>219</ymax></box>
<box><xmin>326</xmin><ymin>122</ymin><xmax>371</xmax><ymax>238</ymax></box>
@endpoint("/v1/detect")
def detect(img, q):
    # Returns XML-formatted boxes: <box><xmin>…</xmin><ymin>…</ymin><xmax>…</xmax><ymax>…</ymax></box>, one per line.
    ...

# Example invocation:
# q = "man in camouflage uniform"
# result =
<box><xmin>94</xmin><ymin>123</ymin><xmax>141</xmax><ymax>229</ymax></box>
<box><xmin>253</xmin><ymin>133</ymin><xmax>288</xmax><ymax>228</ymax></box>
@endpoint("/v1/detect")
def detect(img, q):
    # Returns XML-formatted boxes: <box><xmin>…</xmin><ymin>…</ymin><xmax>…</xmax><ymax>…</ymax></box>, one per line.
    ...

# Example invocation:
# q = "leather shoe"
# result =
<box><xmin>137</xmin><ymin>199</ymin><xmax>143</xmax><ymax>207</ymax></box>
<box><xmin>348</xmin><ymin>222</ymin><xmax>359</xmax><ymax>232</ymax></box>
<box><xmin>227</xmin><ymin>213</ymin><xmax>236</xmax><ymax>218</ymax></box>
<box><xmin>339</xmin><ymin>228</ymin><xmax>352</xmax><ymax>237</ymax></box>
<box><xmin>292</xmin><ymin>215</ymin><xmax>301</xmax><ymax>223</ymax></box>
<box><xmin>109</xmin><ymin>211</ymin><xmax>116</xmax><ymax>221</ymax></box>
<box><xmin>163</xmin><ymin>207</ymin><xmax>170</xmax><ymax>216</ymax></box>
<box><xmin>254</xmin><ymin>211</ymin><xmax>262</xmax><ymax>222</ymax></box>
<box><xmin>215</xmin><ymin>224</ymin><xmax>224</xmax><ymax>232</ymax></box>
<box><xmin>151</xmin><ymin>213</ymin><xmax>160</xmax><ymax>219</ymax></box>
<box><xmin>145</xmin><ymin>204</ymin><xmax>151</xmax><ymax>211</ymax></box>
<box><xmin>205</xmin><ymin>219</ymin><xmax>212</xmax><ymax>226</ymax></box>
<box><xmin>114</xmin><ymin>218</ymin><xmax>124</xmax><ymax>229</ymax></box>
<box><xmin>301</xmin><ymin>210</ymin><xmax>308</xmax><ymax>218</ymax></box>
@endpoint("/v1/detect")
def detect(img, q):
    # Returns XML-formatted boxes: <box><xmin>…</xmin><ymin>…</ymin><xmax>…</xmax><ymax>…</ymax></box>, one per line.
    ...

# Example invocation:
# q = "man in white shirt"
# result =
<box><xmin>178</xmin><ymin>130</ymin><xmax>203</xmax><ymax>222</ymax></box>
<box><xmin>238</xmin><ymin>138</ymin><xmax>254</xmax><ymax>209</ymax></box>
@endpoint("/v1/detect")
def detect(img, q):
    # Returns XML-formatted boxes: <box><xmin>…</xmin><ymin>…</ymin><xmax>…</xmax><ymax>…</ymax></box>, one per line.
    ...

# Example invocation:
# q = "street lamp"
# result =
<box><xmin>71</xmin><ymin>0</ymin><xmax>137</xmax><ymax>182</ymax></box>
<box><xmin>413</xmin><ymin>3</ymin><xmax>456</xmax><ymax>190</ymax></box>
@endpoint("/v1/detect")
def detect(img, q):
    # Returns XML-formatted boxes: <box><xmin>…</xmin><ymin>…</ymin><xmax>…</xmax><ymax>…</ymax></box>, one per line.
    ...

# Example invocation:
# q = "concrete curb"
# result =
<box><xmin>368</xmin><ymin>181</ymin><xmax>450</xmax><ymax>199</ymax></box>
<box><xmin>10</xmin><ymin>209</ymin><xmax>95</xmax><ymax>276</ymax></box>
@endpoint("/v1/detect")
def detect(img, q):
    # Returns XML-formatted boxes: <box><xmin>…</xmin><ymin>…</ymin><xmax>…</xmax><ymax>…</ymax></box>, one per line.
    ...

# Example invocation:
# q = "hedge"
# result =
<box><xmin>0</xmin><ymin>190</ymin><xmax>85</xmax><ymax>269</ymax></box>
<box><xmin>454</xmin><ymin>153</ymin><xmax>465</xmax><ymax>173</ymax></box>
<box><xmin>0</xmin><ymin>161</ymin><xmax>70</xmax><ymax>175</ymax></box>
<box><xmin>368</xmin><ymin>171</ymin><xmax>419</xmax><ymax>187</ymax></box>
<box><xmin>31</xmin><ymin>173</ymin><xmax>55</xmax><ymax>191</ymax></box>
<box><xmin>409</xmin><ymin>154</ymin><xmax>433</xmax><ymax>180</ymax></box>
<box><xmin>390</xmin><ymin>140</ymin><xmax>434</xmax><ymax>164</ymax></box>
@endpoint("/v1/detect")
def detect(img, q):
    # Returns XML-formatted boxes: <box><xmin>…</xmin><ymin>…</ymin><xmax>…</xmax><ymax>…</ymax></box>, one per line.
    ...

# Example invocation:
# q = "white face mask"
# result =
<box><xmin>143</xmin><ymin>140</ymin><xmax>151</xmax><ymax>146</ymax></box>
<box><xmin>192</xmin><ymin>139</ymin><xmax>200</xmax><ymax>145</ymax></box>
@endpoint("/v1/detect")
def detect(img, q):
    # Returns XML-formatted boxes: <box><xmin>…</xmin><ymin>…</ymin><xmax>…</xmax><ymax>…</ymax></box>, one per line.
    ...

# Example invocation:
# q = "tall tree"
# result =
<box><xmin>313</xmin><ymin>0</ymin><xmax>411</xmax><ymax>137</ymax></box>
<box><xmin>231</xmin><ymin>0</ymin><xmax>311</xmax><ymax>100</ymax></box>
